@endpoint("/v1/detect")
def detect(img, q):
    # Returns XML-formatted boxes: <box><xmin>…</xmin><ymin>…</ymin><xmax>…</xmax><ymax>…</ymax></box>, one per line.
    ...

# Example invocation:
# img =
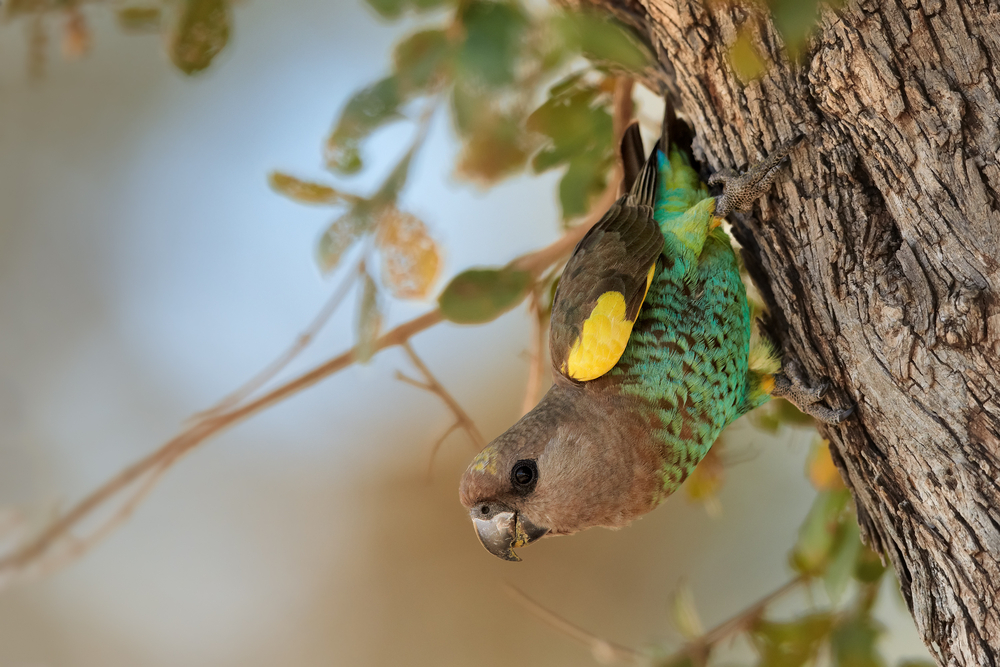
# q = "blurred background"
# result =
<box><xmin>0</xmin><ymin>1</ymin><xmax>930</xmax><ymax>665</ymax></box>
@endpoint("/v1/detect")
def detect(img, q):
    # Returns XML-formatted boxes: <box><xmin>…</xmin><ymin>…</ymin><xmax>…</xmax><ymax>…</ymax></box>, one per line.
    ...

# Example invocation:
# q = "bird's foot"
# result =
<box><xmin>771</xmin><ymin>366</ymin><xmax>854</xmax><ymax>425</ymax></box>
<box><xmin>710</xmin><ymin>135</ymin><xmax>805</xmax><ymax>218</ymax></box>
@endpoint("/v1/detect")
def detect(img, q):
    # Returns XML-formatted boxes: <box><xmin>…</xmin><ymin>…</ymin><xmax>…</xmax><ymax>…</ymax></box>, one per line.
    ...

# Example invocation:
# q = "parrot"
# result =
<box><xmin>459</xmin><ymin>103</ymin><xmax>852</xmax><ymax>561</ymax></box>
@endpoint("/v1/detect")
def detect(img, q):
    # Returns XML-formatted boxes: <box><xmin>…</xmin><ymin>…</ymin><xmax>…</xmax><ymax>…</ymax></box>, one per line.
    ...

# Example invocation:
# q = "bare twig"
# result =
<box><xmin>397</xmin><ymin>342</ymin><xmax>485</xmax><ymax>477</ymax></box>
<box><xmin>505</xmin><ymin>585</ymin><xmax>646</xmax><ymax>666</ymax></box>
<box><xmin>195</xmin><ymin>261</ymin><xmax>362</xmax><ymax>419</ymax></box>
<box><xmin>668</xmin><ymin>575</ymin><xmax>807</xmax><ymax>663</ymax></box>
<box><xmin>521</xmin><ymin>290</ymin><xmax>549</xmax><ymax>416</ymax></box>
<box><xmin>0</xmin><ymin>76</ymin><xmax>641</xmax><ymax>590</ymax></box>
<box><xmin>507</xmin><ymin>575</ymin><xmax>808</xmax><ymax>667</ymax></box>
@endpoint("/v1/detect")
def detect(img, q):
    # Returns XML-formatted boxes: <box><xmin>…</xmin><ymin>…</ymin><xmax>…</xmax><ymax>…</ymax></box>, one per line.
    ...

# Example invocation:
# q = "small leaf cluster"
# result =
<box><xmin>5</xmin><ymin>0</ymin><xmax>233</xmax><ymax>76</ymax></box>
<box><xmin>661</xmin><ymin>439</ymin><xmax>934</xmax><ymax>667</ymax></box>
<box><xmin>292</xmin><ymin>0</ymin><xmax>653</xmax><ymax>335</ymax></box>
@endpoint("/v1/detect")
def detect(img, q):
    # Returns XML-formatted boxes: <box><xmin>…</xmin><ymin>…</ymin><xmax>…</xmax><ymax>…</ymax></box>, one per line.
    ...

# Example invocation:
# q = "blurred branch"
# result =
<box><xmin>394</xmin><ymin>341</ymin><xmax>486</xmax><ymax>476</ymax></box>
<box><xmin>0</xmin><ymin>74</ymin><xmax>639</xmax><ymax>590</ymax></box>
<box><xmin>508</xmin><ymin>576</ymin><xmax>808</xmax><ymax>667</ymax></box>
<box><xmin>506</xmin><ymin>584</ymin><xmax>645</xmax><ymax>666</ymax></box>
<box><xmin>195</xmin><ymin>260</ymin><xmax>362</xmax><ymax>420</ymax></box>
<box><xmin>664</xmin><ymin>575</ymin><xmax>806</xmax><ymax>665</ymax></box>
<box><xmin>521</xmin><ymin>289</ymin><xmax>549</xmax><ymax>416</ymax></box>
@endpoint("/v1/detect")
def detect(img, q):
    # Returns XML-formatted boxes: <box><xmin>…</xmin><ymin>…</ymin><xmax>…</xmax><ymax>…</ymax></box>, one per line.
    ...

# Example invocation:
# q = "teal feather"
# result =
<box><xmin>611</xmin><ymin>146</ymin><xmax>762</xmax><ymax>502</ymax></box>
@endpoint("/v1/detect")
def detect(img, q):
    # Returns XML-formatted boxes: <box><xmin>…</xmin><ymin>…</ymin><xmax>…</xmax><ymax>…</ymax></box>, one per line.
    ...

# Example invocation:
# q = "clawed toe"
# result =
<box><xmin>771</xmin><ymin>369</ymin><xmax>852</xmax><ymax>425</ymax></box>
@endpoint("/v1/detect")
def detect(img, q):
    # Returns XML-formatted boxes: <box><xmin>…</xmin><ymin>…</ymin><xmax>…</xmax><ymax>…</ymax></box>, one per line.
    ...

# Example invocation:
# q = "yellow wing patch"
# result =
<box><xmin>563</xmin><ymin>262</ymin><xmax>657</xmax><ymax>382</ymax></box>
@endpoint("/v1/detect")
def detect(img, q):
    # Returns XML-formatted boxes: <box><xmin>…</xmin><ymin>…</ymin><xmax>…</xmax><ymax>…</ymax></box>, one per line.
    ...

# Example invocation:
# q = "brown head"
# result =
<box><xmin>459</xmin><ymin>382</ymin><xmax>663</xmax><ymax>561</ymax></box>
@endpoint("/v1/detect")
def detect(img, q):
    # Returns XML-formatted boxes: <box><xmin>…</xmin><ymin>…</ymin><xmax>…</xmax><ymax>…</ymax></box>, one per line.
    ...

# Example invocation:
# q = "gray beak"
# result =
<box><xmin>472</xmin><ymin>510</ymin><xmax>547</xmax><ymax>562</ymax></box>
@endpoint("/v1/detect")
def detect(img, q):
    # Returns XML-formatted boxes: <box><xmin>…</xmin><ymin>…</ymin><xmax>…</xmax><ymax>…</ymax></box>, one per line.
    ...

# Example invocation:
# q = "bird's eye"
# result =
<box><xmin>480</xmin><ymin>505</ymin><xmax>490</xmax><ymax>516</ymax></box>
<box><xmin>510</xmin><ymin>459</ymin><xmax>538</xmax><ymax>494</ymax></box>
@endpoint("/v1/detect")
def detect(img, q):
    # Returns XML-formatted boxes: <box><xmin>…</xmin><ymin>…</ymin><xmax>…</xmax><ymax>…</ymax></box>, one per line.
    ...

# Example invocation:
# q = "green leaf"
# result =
<box><xmin>394</xmin><ymin>29</ymin><xmax>452</xmax><ymax>94</ymax></box>
<box><xmin>316</xmin><ymin>209</ymin><xmax>369</xmax><ymax>274</ymax></box>
<box><xmin>373</xmin><ymin>148</ymin><xmax>415</xmax><ymax>205</ymax></box>
<box><xmin>326</xmin><ymin>76</ymin><xmax>404</xmax><ymax>174</ymax></box>
<box><xmin>457</xmin><ymin>1</ymin><xmax>528</xmax><ymax>87</ymax></box>
<box><xmin>825</xmin><ymin>514</ymin><xmax>862</xmax><ymax>603</ymax></box>
<box><xmin>769</xmin><ymin>0</ymin><xmax>823</xmax><ymax>60</ymax></box>
<box><xmin>270</xmin><ymin>172</ymin><xmax>349</xmax><ymax>205</ymax></box>
<box><xmin>528</xmin><ymin>85</ymin><xmax>612</xmax><ymax>171</ymax></box>
<box><xmin>117</xmin><ymin>6</ymin><xmax>162</xmax><ymax>33</ymax></box>
<box><xmin>854</xmin><ymin>545</ymin><xmax>887</xmax><ymax>584</ymax></box>
<box><xmin>559</xmin><ymin>151</ymin><xmax>613</xmax><ymax>219</ymax></box>
<box><xmin>554</xmin><ymin>12</ymin><xmax>650</xmax><ymax>72</ymax></box>
<box><xmin>170</xmin><ymin>0</ymin><xmax>230</xmax><ymax>75</ymax></box>
<box><xmin>730</xmin><ymin>29</ymin><xmax>767</xmax><ymax>83</ymax></box>
<box><xmin>356</xmin><ymin>271</ymin><xmax>383</xmax><ymax>363</ymax></box>
<box><xmin>366</xmin><ymin>0</ymin><xmax>451</xmax><ymax>19</ymax></box>
<box><xmin>455</xmin><ymin>115</ymin><xmax>530</xmax><ymax>184</ymax></box>
<box><xmin>438</xmin><ymin>266</ymin><xmax>533</xmax><ymax>324</ymax></box>
<box><xmin>750</xmin><ymin>613</ymin><xmax>835</xmax><ymax>667</ymax></box>
<box><xmin>366</xmin><ymin>0</ymin><xmax>408</xmax><ymax>19</ymax></box>
<box><xmin>790</xmin><ymin>489</ymin><xmax>851</xmax><ymax>576</ymax></box>
<box><xmin>830</xmin><ymin>615</ymin><xmax>885</xmax><ymax>667</ymax></box>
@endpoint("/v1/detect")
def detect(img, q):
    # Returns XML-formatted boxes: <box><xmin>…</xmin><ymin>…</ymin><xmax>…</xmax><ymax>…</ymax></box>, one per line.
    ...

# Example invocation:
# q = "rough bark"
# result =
<box><xmin>587</xmin><ymin>0</ymin><xmax>1000</xmax><ymax>664</ymax></box>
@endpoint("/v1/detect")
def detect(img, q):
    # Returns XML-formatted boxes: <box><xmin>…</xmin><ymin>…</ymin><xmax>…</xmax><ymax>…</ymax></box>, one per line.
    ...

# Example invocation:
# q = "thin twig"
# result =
<box><xmin>521</xmin><ymin>290</ymin><xmax>548</xmax><ymax>416</ymax></box>
<box><xmin>668</xmin><ymin>575</ymin><xmax>807</xmax><ymax>663</ymax></box>
<box><xmin>425</xmin><ymin>422</ymin><xmax>461</xmax><ymax>481</ymax></box>
<box><xmin>0</xmin><ymin>77</ymin><xmax>640</xmax><ymax>589</ymax></box>
<box><xmin>506</xmin><ymin>584</ymin><xmax>646</xmax><ymax>665</ymax></box>
<box><xmin>195</xmin><ymin>260</ymin><xmax>361</xmax><ymax>419</ymax></box>
<box><xmin>400</xmin><ymin>341</ymin><xmax>485</xmax><ymax>449</ymax></box>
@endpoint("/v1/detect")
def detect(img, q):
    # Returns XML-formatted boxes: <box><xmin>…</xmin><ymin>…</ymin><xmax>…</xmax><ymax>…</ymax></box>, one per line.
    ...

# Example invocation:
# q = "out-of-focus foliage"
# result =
<box><xmin>438</xmin><ymin>267</ymin><xmax>533</xmax><ymax>324</ymax></box>
<box><xmin>656</xmin><ymin>439</ymin><xmax>909</xmax><ymax>667</ymax></box>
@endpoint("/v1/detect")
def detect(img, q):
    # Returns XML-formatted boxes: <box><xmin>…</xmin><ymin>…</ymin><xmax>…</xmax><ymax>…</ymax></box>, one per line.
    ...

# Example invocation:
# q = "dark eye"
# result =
<box><xmin>480</xmin><ymin>505</ymin><xmax>490</xmax><ymax>516</ymax></box>
<box><xmin>510</xmin><ymin>459</ymin><xmax>538</xmax><ymax>494</ymax></box>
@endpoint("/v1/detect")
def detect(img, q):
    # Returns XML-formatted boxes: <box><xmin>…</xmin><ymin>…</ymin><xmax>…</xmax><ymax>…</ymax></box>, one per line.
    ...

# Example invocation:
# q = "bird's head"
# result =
<box><xmin>459</xmin><ymin>384</ymin><xmax>660</xmax><ymax>561</ymax></box>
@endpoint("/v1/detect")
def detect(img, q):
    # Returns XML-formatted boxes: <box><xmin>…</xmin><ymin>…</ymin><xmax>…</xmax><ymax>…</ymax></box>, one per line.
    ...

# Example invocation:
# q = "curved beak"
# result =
<box><xmin>472</xmin><ymin>510</ymin><xmax>548</xmax><ymax>562</ymax></box>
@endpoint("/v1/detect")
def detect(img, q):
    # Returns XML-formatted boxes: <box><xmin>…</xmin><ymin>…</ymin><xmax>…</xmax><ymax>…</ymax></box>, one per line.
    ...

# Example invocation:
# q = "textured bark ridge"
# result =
<box><xmin>590</xmin><ymin>0</ymin><xmax>1000</xmax><ymax>664</ymax></box>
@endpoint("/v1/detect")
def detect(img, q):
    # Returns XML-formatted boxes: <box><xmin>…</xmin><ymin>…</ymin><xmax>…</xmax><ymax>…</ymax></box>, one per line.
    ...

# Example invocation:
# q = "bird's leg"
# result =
<box><xmin>710</xmin><ymin>135</ymin><xmax>805</xmax><ymax>218</ymax></box>
<box><xmin>771</xmin><ymin>370</ymin><xmax>854</xmax><ymax>425</ymax></box>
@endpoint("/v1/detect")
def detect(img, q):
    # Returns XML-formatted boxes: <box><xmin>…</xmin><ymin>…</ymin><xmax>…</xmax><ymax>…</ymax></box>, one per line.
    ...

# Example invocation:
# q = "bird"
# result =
<box><xmin>459</xmin><ymin>102</ymin><xmax>852</xmax><ymax>561</ymax></box>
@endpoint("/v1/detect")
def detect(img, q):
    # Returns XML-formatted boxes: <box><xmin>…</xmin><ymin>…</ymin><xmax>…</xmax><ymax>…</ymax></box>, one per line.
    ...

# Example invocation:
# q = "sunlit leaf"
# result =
<box><xmin>554</xmin><ymin>12</ymin><xmax>650</xmax><ymax>72</ymax></box>
<box><xmin>374</xmin><ymin>148</ymin><xmax>415</xmax><ymax>204</ymax></box>
<box><xmin>684</xmin><ymin>442</ymin><xmax>724</xmax><ymax>517</ymax></box>
<box><xmin>366</xmin><ymin>0</ymin><xmax>451</xmax><ymax>19</ymax></box>
<box><xmin>854</xmin><ymin>544</ymin><xmax>887</xmax><ymax>584</ymax></box>
<box><xmin>170</xmin><ymin>0</ymin><xmax>230</xmax><ymax>75</ymax></box>
<box><xmin>730</xmin><ymin>29</ymin><xmax>766</xmax><ymax>83</ymax></box>
<box><xmin>316</xmin><ymin>209</ymin><xmax>368</xmax><ymax>274</ymax></box>
<box><xmin>749</xmin><ymin>397</ymin><xmax>814</xmax><ymax>433</ymax></box>
<box><xmin>376</xmin><ymin>207</ymin><xmax>441</xmax><ymax>300</ymax></box>
<box><xmin>438</xmin><ymin>266</ymin><xmax>533</xmax><ymax>324</ymax></box>
<box><xmin>528</xmin><ymin>83</ymin><xmax>612</xmax><ymax>170</ymax></box>
<box><xmin>269</xmin><ymin>172</ymin><xmax>351</xmax><ymax>205</ymax></box>
<box><xmin>668</xmin><ymin>584</ymin><xmax>704</xmax><ymax>640</ymax></box>
<box><xmin>831</xmin><ymin>614</ymin><xmax>885</xmax><ymax>667</ymax></box>
<box><xmin>61</xmin><ymin>9</ymin><xmax>91</xmax><ymax>60</ymax></box>
<box><xmin>825</xmin><ymin>514</ymin><xmax>862</xmax><ymax>603</ymax></box>
<box><xmin>769</xmin><ymin>0</ymin><xmax>823</xmax><ymax>60</ymax></box>
<box><xmin>790</xmin><ymin>488</ymin><xmax>851</xmax><ymax>576</ymax></box>
<box><xmin>457</xmin><ymin>1</ymin><xmax>528</xmax><ymax>87</ymax></box>
<box><xmin>750</xmin><ymin>613</ymin><xmax>834</xmax><ymax>667</ymax></box>
<box><xmin>117</xmin><ymin>6</ymin><xmax>162</xmax><ymax>33</ymax></box>
<box><xmin>393</xmin><ymin>29</ymin><xmax>451</xmax><ymax>95</ymax></box>
<box><xmin>326</xmin><ymin>76</ymin><xmax>403</xmax><ymax>174</ymax></box>
<box><xmin>559</xmin><ymin>151</ymin><xmax>613</xmax><ymax>219</ymax></box>
<box><xmin>808</xmin><ymin>438</ymin><xmax>845</xmax><ymax>491</ymax></box>
<box><xmin>356</xmin><ymin>271</ymin><xmax>383</xmax><ymax>363</ymax></box>
<box><xmin>456</xmin><ymin>115</ymin><xmax>530</xmax><ymax>184</ymax></box>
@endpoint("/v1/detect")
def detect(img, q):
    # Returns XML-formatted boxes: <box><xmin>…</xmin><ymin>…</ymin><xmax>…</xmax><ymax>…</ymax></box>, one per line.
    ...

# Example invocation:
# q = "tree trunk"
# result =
<box><xmin>588</xmin><ymin>0</ymin><xmax>1000</xmax><ymax>664</ymax></box>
